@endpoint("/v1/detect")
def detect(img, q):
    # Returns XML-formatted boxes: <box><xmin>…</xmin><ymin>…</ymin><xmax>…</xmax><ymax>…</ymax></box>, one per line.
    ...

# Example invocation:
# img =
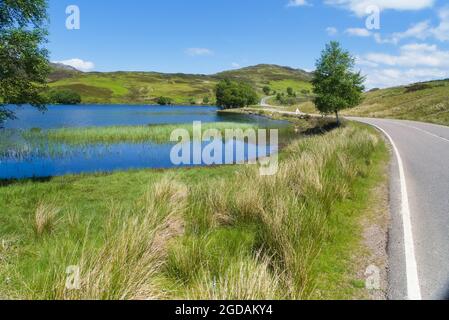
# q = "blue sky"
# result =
<box><xmin>48</xmin><ymin>0</ymin><xmax>449</xmax><ymax>88</ymax></box>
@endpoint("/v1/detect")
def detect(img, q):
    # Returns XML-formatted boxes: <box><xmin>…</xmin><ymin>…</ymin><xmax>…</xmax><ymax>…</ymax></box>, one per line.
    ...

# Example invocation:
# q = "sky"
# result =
<box><xmin>47</xmin><ymin>0</ymin><xmax>449</xmax><ymax>88</ymax></box>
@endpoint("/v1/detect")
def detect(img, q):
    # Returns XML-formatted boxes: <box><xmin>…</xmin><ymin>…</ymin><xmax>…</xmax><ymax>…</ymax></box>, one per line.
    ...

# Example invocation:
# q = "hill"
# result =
<box><xmin>47</xmin><ymin>64</ymin><xmax>313</xmax><ymax>105</ymax></box>
<box><xmin>343</xmin><ymin>80</ymin><xmax>449</xmax><ymax>126</ymax></box>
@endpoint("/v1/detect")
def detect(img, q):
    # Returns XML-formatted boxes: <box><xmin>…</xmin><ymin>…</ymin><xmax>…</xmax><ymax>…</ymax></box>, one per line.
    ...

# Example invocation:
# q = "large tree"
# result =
<box><xmin>215</xmin><ymin>79</ymin><xmax>258</xmax><ymax>109</ymax></box>
<box><xmin>0</xmin><ymin>0</ymin><xmax>49</xmax><ymax>123</ymax></box>
<box><xmin>312</xmin><ymin>41</ymin><xmax>365</xmax><ymax>125</ymax></box>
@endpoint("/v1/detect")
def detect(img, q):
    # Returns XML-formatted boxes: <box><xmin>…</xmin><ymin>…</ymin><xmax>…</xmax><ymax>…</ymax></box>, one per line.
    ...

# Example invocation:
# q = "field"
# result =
<box><xmin>275</xmin><ymin>79</ymin><xmax>449</xmax><ymax>126</ymax></box>
<box><xmin>343</xmin><ymin>80</ymin><xmax>449</xmax><ymax>126</ymax></box>
<box><xmin>48</xmin><ymin>64</ymin><xmax>313</xmax><ymax>105</ymax></box>
<box><xmin>0</xmin><ymin>122</ymin><xmax>388</xmax><ymax>300</ymax></box>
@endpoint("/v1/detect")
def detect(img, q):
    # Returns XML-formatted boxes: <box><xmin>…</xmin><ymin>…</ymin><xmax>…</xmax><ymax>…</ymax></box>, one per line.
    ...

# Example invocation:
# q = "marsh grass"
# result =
<box><xmin>0</xmin><ymin>123</ymin><xmax>387</xmax><ymax>300</ymax></box>
<box><xmin>33</xmin><ymin>203</ymin><xmax>60</xmax><ymax>237</ymax></box>
<box><xmin>21</xmin><ymin>122</ymin><xmax>260</xmax><ymax>145</ymax></box>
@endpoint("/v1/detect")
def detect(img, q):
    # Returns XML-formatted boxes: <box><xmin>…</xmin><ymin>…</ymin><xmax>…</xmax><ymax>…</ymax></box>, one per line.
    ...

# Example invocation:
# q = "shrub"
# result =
<box><xmin>215</xmin><ymin>79</ymin><xmax>258</xmax><ymax>109</ymax></box>
<box><xmin>48</xmin><ymin>89</ymin><xmax>82</xmax><ymax>104</ymax></box>
<box><xmin>156</xmin><ymin>96</ymin><xmax>173</xmax><ymax>105</ymax></box>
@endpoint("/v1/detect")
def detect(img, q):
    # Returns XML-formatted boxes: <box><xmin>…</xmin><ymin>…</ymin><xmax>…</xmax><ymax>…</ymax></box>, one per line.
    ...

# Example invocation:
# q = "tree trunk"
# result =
<box><xmin>335</xmin><ymin>110</ymin><xmax>340</xmax><ymax>126</ymax></box>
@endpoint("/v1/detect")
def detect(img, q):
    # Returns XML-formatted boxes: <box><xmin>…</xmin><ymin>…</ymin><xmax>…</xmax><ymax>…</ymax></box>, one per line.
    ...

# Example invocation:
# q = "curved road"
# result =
<box><xmin>258</xmin><ymin>99</ymin><xmax>449</xmax><ymax>299</ymax></box>
<box><xmin>349</xmin><ymin>117</ymin><xmax>449</xmax><ymax>300</ymax></box>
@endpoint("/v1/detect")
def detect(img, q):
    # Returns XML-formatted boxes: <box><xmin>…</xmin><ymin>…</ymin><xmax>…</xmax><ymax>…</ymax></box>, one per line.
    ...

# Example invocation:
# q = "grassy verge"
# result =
<box><xmin>0</xmin><ymin>122</ymin><xmax>388</xmax><ymax>299</ymax></box>
<box><xmin>20</xmin><ymin>122</ymin><xmax>260</xmax><ymax>145</ymax></box>
<box><xmin>343</xmin><ymin>80</ymin><xmax>449</xmax><ymax>126</ymax></box>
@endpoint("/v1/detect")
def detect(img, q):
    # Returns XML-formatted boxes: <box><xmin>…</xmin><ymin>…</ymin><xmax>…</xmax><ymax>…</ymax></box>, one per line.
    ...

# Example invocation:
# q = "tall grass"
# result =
<box><xmin>33</xmin><ymin>203</ymin><xmax>60</xmax><ymax>237</ymax></box>
<box><xmin>22</xmin><ymin>122</ymin><xmax>259</xmax><ymax>145</ymax></box>
<box><xmin>0</xmin><ymin>123</ymin><xmax>385</xmax><ymax>300</ymax></box>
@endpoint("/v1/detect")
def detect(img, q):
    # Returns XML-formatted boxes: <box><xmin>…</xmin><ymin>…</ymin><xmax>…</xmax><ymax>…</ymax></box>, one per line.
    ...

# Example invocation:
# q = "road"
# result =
<box><xmin>259</xmin><ymin>99</ymin><xmax>449</xmax><ymax>299</ymax></box>
<box><xmin>348</xmin><ymin>117</ymin><xmax>449</xmax><ymax>300</ymax></box>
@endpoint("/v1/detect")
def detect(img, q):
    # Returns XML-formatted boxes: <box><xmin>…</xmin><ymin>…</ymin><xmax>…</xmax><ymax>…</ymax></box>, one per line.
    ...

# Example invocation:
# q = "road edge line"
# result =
<box><xmin>370</xmin><ymin>124</ymin><xmax>422</xmax><ymax>300</ymax></box>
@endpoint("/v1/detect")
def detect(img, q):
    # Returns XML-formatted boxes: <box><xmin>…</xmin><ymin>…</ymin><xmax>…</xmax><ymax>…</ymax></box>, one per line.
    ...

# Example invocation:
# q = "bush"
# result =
<box><xmin>48</xmin><ymin>89</ymin><xmax>82</xmax><ymax>104</ymax></box>
<box><xmin>156</xmin><ymin>96</ymin><xmax>173</xmax><ymax>105</ymax></box>
<box><xmin>202</xmin><ymin>96</ymin><xmax>210</xmax><ymax>105</ymax></box>
<box><xmin>263</xmin><ymin>86</ymin><xmax>271</xmax><ymax>95</ymax></box>
<box><xmin>405</xmin><ymin>83</ymin><xmax>431</xmax><ymax>93</ymax></box>
<box><xmin>215</xmin><ymin>79</ymin><xmax>258</xmax><ymax>109</ymax></box>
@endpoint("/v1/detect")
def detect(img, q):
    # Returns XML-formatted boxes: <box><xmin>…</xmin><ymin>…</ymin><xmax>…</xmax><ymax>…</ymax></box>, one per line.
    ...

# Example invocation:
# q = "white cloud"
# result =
<box><xmin>185</xmin><ymin>48</ymin><xmax>214</xmax><ymax>56</ymax></box>
<box><xmin>231</xmin><ymin>62</ymin><xmax>241</xmax><ymax>68</ymax></box>
<box><xmin>357</xmin><ymin>43</ymin><xmax>449</xmax><ymax>88</ymax></box>
<box><xmin>374</xmin><ymin>8</ymin><xmax>449</xmax><ymax>44</ymax></box>
<box><xmin>363</xmin><ymin>67</ymin><xmax>449</xmax><ymax>88</ymax></box>
<box><xmin>345</xmin><ymin>27</ymin><xmax>371</xmax><ymax>37</ymax></box>
<box><xmin>287</xmin><ymin>0</ymin><xmax>309</xmax><ymax>7</ymax></box>
<box><xmin>52</xmin><ymin>58</ymin><xmax>95</xmax><ymax>72</ymax></box>
<box><xmin>364</xmin><ymin>43</ymin><xmax>449</xmax><ymax>68</ymax></box>
<box><xmin>325</xmin><ymin>0</ymin><xmax>435</xmax><ymax>16</ymax></box>
<box><xmin>326</xmin><ymin>27</ymin><xmax>338</xmax><ymax>36</ymax></box>
<box><xmin>431</xmin><ymin>7</ymin><xmax>449</xmax><ymax>41</ymax></box>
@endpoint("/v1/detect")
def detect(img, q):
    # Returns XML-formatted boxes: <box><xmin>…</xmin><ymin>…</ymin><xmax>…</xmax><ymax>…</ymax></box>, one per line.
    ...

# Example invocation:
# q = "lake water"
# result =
<box><xmin>0</xmin><ymin>105</ymin><xmax>286</xmax><ymax>179</ymax></box>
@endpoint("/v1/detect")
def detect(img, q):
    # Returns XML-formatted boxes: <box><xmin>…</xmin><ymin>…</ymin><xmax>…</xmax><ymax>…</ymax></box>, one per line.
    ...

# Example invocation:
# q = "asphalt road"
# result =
<box><xmin>258</xmin><ymin>100</ymin><xmax>449</xmax><ymax>299</ymax></box>
<box><xmin>349</xmin><ymin>117</ymin><xmax>449</xmax><ymax>300</ymax></box>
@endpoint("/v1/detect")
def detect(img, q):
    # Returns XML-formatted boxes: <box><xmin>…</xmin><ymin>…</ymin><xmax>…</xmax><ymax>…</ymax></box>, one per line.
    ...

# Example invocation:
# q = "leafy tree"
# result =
<box><xmin>0</xmin><ymin>0</ymin><xmax>50</xmax><ymax>123</ymax></box>
<box><xmin>48</xmin><ymin>89</ymin><xmax>81</xmax><ymax>104</ymax></box>
<box><xmin>156</xmin><ymin>96</ymin><xmax>173</xmax><ymax>105</ymax></box>
<box><xmin>286</xmin><ymin>87</ymin><xmax>295</xmax><ymax>97</ymax></box>
<box><xmin>202</xmin><ymin>96</ymin><xmax>210</xmax><ymax>104</ymax></box>
<box><xmin>312</xmin><ymin>41</ymin><xmax>365</xmax><ymax>125</ymax></box>
<box><xmin>262</xmin><ymin>86</ymin><xmax>271</xmax><ymax>95</ymax></box>
<box><xmin>215</xmin><ymin>79</ymin><xmax>258</xmax><ymax>109</ymax></box>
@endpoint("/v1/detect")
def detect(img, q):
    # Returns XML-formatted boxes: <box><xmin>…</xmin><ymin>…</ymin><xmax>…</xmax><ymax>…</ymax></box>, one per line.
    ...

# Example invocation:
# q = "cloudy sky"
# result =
<box><xmin>48</xmin><ymin>0</ymin><xmax>449</xmax><ymax>88</ymax></box>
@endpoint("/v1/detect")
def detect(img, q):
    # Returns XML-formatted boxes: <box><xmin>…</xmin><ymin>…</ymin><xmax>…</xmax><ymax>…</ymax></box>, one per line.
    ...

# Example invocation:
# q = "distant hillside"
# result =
<box><xmin>343</xmin><ymin>79</ymin><xmax>449</xmax><ymax>126</ymax></box>
<box><xmin>47</xmin><ymin>64</ymin><xmax>313</xmax><ymax>105</ymax></box>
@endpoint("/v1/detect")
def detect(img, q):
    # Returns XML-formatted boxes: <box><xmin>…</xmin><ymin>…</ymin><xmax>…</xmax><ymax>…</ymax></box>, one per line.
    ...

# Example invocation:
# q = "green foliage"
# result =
<box><xmin>286</xmin><ymin>87</ymin><xmax>295</xmax><ymax>97</ymax></box>
<box><xmin>156</xmin><ymin>96</ymin><xmax>173</xmax><ymax>105</ymax></box>
<box><xmin>0</xmin><ymin>0</ymin><xmax>50</xmax><ymax>122</ymax></box>
<box><xmin>263</xmin><ymin>86</ymin><xmax>271</xmax><ymax>95</ymax></box>
<box><xmin>202</xmin><ymin>96</ymin><xmax>210</xmax><ymax>105</ymax></box>
<box><xmin>312</xmin><ymin>42</ymin><xmax>365</xmax><ymax>123</ymax></box>
<box><xmin>215</xmin><ymin>79</ymin><xmax>258</xmax><ymax>109</ymax></box>
<box><xmin>47</xmin><ymin>89</ymin><xmax>81</xmax><ymax>104</ymax></box>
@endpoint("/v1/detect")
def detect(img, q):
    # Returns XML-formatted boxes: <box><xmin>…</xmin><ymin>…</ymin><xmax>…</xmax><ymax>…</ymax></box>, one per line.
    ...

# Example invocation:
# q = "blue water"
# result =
<box><xmin>0</xmin><ymin>105</ymin><xmax>285</xmax><ymax>179</ymax></box>
<box><xmin>1</xmin><ymin>105</ymin><xmax>282</xmax><ymax>129</ymax></box>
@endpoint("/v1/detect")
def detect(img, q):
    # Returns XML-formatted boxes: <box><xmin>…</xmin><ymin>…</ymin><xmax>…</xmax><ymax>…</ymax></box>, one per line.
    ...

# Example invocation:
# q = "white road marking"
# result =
<box><xmin>393</xmin><ymin>122</ymin><xmax>449</xmax><ymax>144</ymax></box>
<box><xmin>369</xmin><ymin>123</ymin><xmax>422</xmax><ymax>300</ymax></box>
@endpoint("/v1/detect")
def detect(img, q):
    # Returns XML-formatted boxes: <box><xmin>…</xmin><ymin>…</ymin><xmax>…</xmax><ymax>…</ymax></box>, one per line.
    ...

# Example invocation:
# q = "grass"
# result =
<box><xmin>262</xmin><ymin>79</ymin><xmax>449</xmax><ymax>127</ymax></box>
<box><xmin>48</xmin><ymin>64</ymin><xmax>313</xmax><ymax>105</ymax></box>
<box><xmin>0</xmin><ymin>121</ymin><xmax>388</xmax><ymax>300</ymax></box>
<box><xmin>21</xmin><ymin>122</ymin><xmax>260</xmax><ymax>145</ymax></box>
<box><xmin>343</xmin><ymin>79</ymin><xmax>449</xmax><ymax>126</ymax></box>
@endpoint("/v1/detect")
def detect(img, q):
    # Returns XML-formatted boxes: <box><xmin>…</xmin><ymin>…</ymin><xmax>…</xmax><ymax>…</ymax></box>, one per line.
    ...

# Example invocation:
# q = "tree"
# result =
<box><xmin>312</xmin><ymin>41</ymin><xmax>365</xmax><ymax>125</ymax></box>
<box><xmin>48</xmin><ymin>89</ymin><xmax>81</xmax><ymax>104</ymax></box>
<box><xmin>286</xmin><ymin>87</ymin><xmax>295</xmax><ymax>97</ymax></box>
<box><xmin>156</xmin><ymin>96</ymin><xmax>173</xmax><ymax>105</ymax></box>
<box><xmin>215</xmin><ymin>79</ymin><xmax>258</xmax><ymax>109</ymax></box>
<box><xmin>0</xmin><ymin>0</ymin><xmax>50</xmax><ymax>123</ymax></box>
<box><xmin>202</xmin><ymin>96</ymin><xmax>210</xmax><ymax>104</ymax></box>
<box><xmin>262</xmin><ymin>86</ymin><xmax>271</xmax><ymax>95</ymax></box>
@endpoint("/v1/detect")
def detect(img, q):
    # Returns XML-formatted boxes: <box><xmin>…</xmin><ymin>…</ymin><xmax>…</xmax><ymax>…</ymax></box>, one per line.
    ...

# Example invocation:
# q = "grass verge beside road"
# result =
<box><xmin>0</xmin><ymin>122</ymin><xmax>388</xmax><ymax>299</ymax></box>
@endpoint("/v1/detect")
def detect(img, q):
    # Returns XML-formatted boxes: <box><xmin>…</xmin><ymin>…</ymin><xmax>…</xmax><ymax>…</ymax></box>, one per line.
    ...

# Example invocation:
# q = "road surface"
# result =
<box><xmin>348</xmin><ymin>117</ymin><xmax>449</xmax><ymax>300</ymax></box>
<box><xmin>258</xmin><ymin>101</ymin><xmax>449</xmax><ymax>299</ymax></box>
<box><xmin>259</xmin><ymin>99</ymin><xmax>449</xmax><ymax>299</ymax></box>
